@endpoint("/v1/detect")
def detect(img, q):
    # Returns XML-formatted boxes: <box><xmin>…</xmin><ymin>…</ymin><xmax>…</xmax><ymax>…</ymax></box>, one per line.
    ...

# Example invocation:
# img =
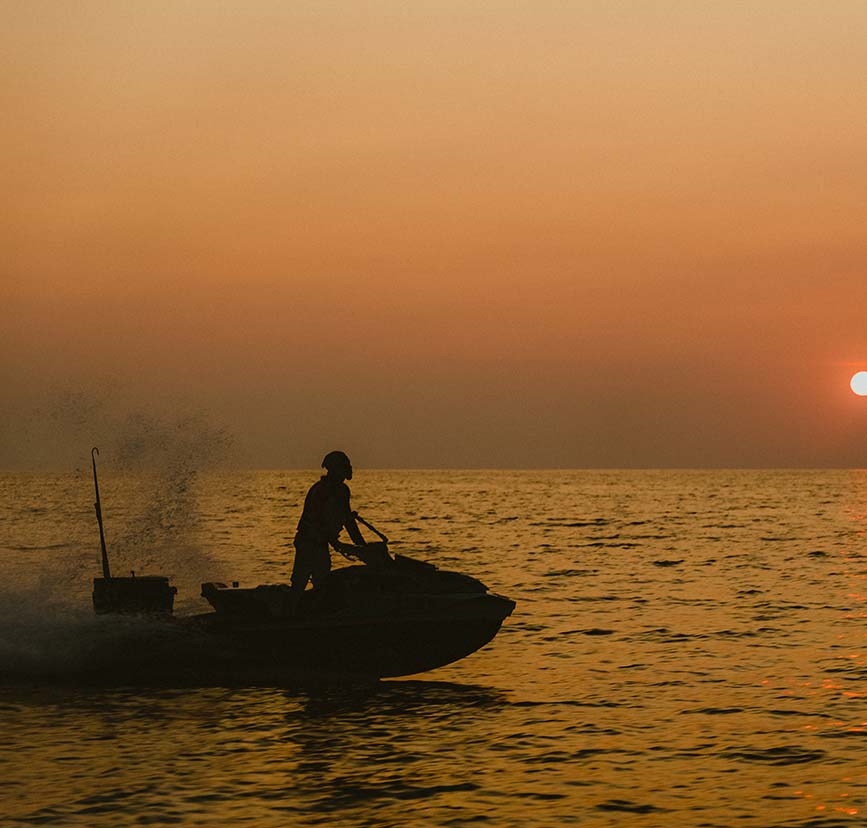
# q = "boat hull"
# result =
<box><xmin>15</xmin><ymin>556</ymin><xmax>516</xmax><ymax>686</ymax></box>
<box><xmin>187</xmin><ymin>592</ymin><xmax>516</xmax><ymax>680</ymax></box>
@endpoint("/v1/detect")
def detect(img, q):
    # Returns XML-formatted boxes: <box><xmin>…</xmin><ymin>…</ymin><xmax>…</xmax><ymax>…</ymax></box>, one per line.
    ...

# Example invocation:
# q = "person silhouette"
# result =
<box><xmin>291</xmin><ymin>450</ymin><xmax>367</xmax><ymax>597</ymax></box>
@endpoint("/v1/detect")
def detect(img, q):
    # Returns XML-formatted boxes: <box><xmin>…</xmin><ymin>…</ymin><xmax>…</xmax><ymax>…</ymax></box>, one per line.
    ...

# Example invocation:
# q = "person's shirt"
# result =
<box><xmin>295</xmin><ymin>476</ymin><xmax>353</xmax><ymax>546</ymax></box>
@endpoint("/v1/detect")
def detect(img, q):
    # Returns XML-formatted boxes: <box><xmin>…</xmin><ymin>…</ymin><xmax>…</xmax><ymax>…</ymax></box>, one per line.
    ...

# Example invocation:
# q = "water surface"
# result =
<box><xmin>2</xmin><ymin>469</ymin><xmax>867</xmax><ymax>826</ymax></box>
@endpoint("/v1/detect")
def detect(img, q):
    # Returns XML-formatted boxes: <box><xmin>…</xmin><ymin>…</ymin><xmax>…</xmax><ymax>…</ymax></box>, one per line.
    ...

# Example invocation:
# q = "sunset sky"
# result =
<box><xmin>3</xmin><ymin>1</ymin><xmax>867</xmax><ymax>468</ymax></box>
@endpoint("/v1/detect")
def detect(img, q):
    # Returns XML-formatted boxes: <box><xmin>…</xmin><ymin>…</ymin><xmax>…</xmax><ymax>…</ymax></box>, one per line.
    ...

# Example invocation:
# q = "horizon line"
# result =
<box><xmin>4</xmin><ymin>465</ymin><xmax>867</xmax><ymax>474</ymax></box>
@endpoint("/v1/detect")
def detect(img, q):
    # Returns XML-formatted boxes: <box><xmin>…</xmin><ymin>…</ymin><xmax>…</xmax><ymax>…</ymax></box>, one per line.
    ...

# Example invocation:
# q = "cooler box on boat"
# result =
<box><xmin>93</xmin><ymin>575</ymin><xmax>177</xmax><ymax>615</ymax></box>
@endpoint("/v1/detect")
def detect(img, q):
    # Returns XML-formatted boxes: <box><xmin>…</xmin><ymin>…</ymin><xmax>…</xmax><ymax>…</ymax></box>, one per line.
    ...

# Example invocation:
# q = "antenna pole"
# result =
<box><xmin>91</xmin><ymin>447</ymin><xmax>111</xmax><ymax>579</ymax></box>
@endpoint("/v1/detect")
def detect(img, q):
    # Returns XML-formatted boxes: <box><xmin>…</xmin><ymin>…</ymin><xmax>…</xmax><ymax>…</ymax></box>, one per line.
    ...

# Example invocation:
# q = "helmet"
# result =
<box><xmin>321</xmin><ymin>450</ymin><xmax>352</xmax><ymax>473</ymax></box>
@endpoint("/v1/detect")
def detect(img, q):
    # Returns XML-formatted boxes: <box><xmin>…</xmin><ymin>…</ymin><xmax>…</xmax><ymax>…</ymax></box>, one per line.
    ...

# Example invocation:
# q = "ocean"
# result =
<box><xmin>1</xmin><ymin>468</ymin><xmax>866</xmax><ymax>827</ymax></box>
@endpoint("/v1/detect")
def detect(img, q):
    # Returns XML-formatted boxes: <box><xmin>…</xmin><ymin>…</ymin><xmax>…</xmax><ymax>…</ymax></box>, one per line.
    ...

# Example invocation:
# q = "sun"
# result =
<box><xmin>851</xmin><ymin>372</ymin><xmax>867</xmax><ymax>396</ymax></box>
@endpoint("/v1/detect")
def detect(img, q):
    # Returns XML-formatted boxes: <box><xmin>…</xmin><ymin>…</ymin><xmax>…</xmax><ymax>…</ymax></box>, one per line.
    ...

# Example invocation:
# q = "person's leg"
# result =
<box><xmin>310</xmin><ymin>544</ymin><xmax>331</xmax><ymax>589</ymax></box>
<box><xmin>288</xmin><ymin>540</ymin><xmax>314</xmax><ymax>616</ymax></box>
<box><xmin>290</xmin><ymin>540</ymin><xmax>313</xmax><ymax>593</ymax></box>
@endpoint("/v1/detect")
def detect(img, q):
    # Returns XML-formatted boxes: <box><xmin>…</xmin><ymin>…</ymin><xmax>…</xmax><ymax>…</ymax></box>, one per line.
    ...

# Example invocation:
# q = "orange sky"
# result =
<box><xmin>3</xmin><ymin>1</ymin><xmax>867</xmax><ymax>468</ymax></box>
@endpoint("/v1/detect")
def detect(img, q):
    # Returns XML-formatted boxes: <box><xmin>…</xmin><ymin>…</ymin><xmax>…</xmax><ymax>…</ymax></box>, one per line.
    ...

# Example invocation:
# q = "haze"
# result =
<box><xmin>4</xmin><ymin>1</ymin><xmax>867</xmax><ymax>469</ymax></box>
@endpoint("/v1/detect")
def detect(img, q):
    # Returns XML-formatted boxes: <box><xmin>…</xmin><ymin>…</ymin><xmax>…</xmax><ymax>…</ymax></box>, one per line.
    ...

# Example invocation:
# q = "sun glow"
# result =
<box><xmin>850</xmin><ymin>372</ymin><xmax>867</xmax><ymax>396</ymax></box>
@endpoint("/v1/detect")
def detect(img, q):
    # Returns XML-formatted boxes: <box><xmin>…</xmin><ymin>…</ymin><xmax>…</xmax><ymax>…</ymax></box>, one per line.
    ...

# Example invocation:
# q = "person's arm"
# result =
<box><xmin>344</xmin><ymin>512</ymin><xmax>366</xmax><ymax>546</ymax></box>
<box><xmin>329</xmin><ymin>538</ymin><xmax>355</xmax><ymax>558</ymax></box>
<box><xmin>333</xmin><ymin>485</ymin><xmax>365</xmax><ymax>550</ymax></box>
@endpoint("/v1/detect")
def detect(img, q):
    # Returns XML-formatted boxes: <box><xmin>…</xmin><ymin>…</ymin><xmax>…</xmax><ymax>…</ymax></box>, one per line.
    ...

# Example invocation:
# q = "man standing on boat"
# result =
<box><xmin>291</xmin><ymin>450</ymin><xmax>367</xmax><ymax>596</ymax></box>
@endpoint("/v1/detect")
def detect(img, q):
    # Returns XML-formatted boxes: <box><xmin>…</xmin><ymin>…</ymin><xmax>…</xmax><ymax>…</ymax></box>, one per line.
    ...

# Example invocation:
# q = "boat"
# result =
<box><xmin>86</xmin><ymin>449</ymin><xmax>516</xmax><ymax>684</ymax></box>
<box><xmin>194</xmin><ymin>551</ymin><xmax>515</xmax><ymax>680</ymax></box>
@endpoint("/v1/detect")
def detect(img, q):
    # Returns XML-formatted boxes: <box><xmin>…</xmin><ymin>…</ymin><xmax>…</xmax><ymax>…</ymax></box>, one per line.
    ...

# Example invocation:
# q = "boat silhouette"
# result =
<box><xmin>88</xmin><ymin>449</ymin><xmax>515</xmax><ymax>683</ymax></box>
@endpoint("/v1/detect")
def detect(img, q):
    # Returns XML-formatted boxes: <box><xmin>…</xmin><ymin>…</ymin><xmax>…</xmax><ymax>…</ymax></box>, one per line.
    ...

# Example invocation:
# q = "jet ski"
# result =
<box><xmin>87</xmin><ymin>449</ymin><xmax>516</xmax><ymax>683</ymax></box>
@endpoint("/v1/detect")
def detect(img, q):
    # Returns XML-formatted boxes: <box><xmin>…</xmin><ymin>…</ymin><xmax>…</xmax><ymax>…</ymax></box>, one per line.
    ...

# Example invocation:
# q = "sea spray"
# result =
<box><xmin>0</xmin><ymin>584</ymin><xmax>210</xmax><ymax>683</ymax></box>
<box><xmin>10</xmin><ymin>383</ymin><xmax>235</xmax><ymax>611</ymax></box>
<box><xmin>0</xmin><ymin>587</ymin><xmax>119</xmax><ymax>680</ymax></box>
<box><xmin>94</xmin><ymin>409</ymin><xmax>233</xmax><ymax>609</ymax></box>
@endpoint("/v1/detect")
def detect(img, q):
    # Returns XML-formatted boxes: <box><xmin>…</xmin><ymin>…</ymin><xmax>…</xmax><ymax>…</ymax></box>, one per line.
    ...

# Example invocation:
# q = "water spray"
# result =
<box><xmin>90</xmin><ymin>447</ymin><xmax>176</xmax><ymax>616</ymax></box>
